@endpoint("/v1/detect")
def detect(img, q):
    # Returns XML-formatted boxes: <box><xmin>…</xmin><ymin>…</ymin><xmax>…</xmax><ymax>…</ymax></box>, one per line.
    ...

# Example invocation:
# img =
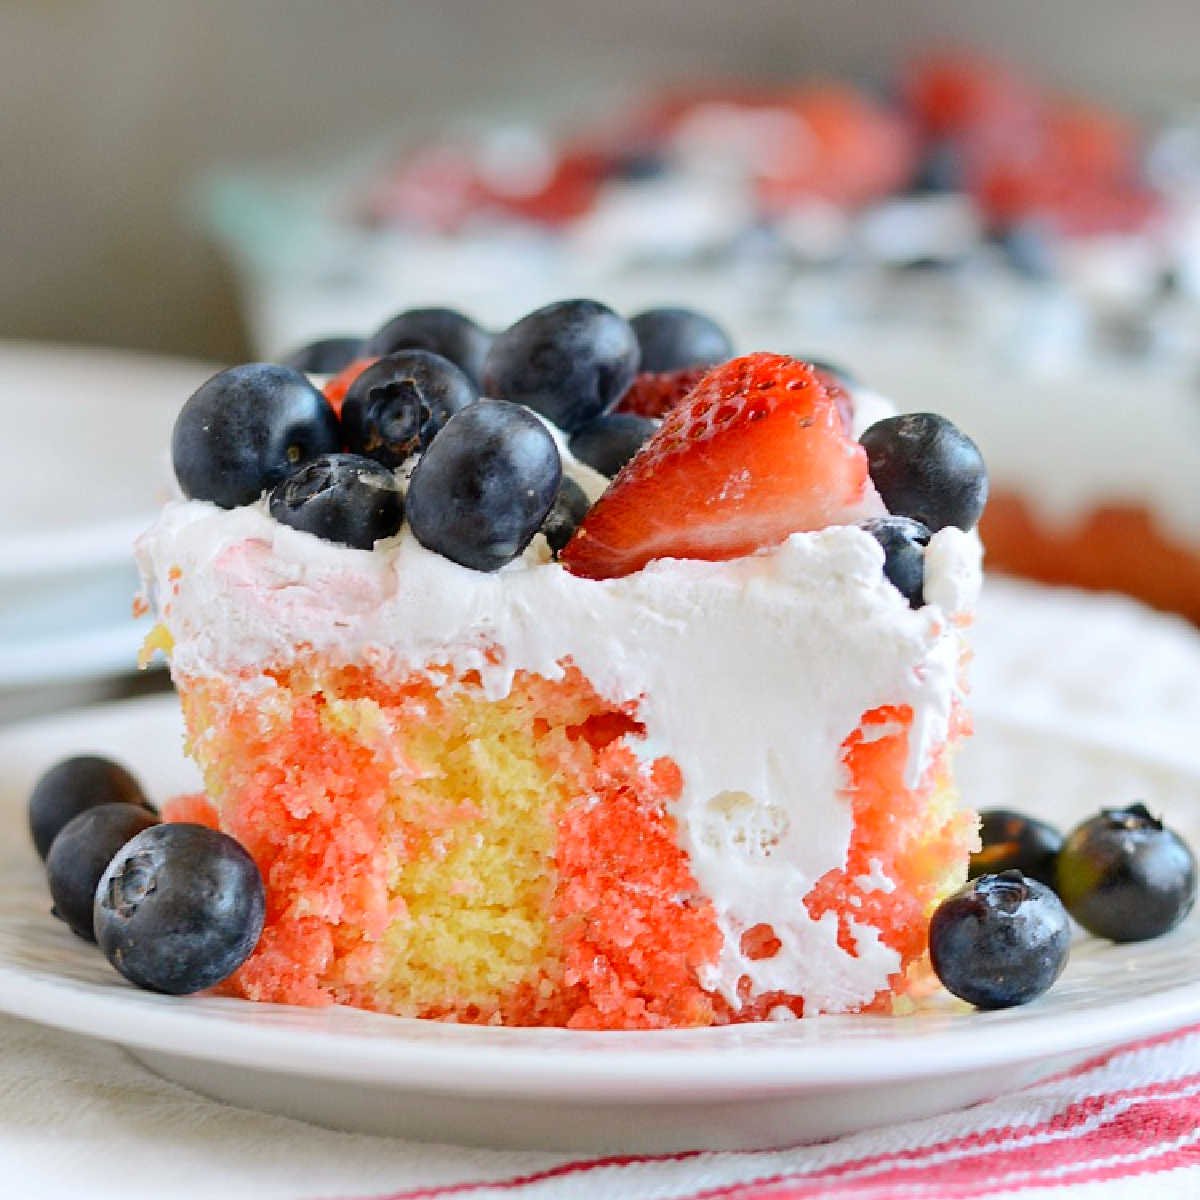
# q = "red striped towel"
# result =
<box><xmin>341</xmin><ymin>1023</ymin><xmax>1200</xmax><ymax>1200</ymax></box>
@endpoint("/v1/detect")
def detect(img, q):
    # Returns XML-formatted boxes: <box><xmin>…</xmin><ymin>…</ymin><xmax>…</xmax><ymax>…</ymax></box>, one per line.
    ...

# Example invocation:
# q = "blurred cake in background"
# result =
<box><xmin>204</xmin><ymin>50</ymin><xmax>1200</xmax><ymax>353</ymax></box>
<box><xmin>201</xmin><ymin>50</ymin><xmax>1200</xmax><ymax>622</ymax></box>
<box><xmin>820</xmin><ymin>338</ymin><xmax>1200</xmax><ymax>626</ymax></box>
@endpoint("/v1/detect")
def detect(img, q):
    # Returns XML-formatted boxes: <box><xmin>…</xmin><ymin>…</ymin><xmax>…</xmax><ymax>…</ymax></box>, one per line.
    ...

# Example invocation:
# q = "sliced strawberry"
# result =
<box><xmin>561</xmin><ymin>353</ymin><xmax>880</xmax><ymax>580</ymax></box>
<box><xmin>322</xmin><ymin>356</ymin><xmax>378</xmax><ymax>419</ymax></box>
<box><xmin>479</xmin><ymin>147</ymin><xmax>605</xmax><ymax>227</ymax></box>
<box><xmin>903</xmin><ymin>53</ymin><xmax>1040</xmax><ymax>141</ymax></box>
<box><xmin>810</xmin><ymin>369</ymin><xmax>855</xmax><ymax>435</ymax></box>
<box><xmin>616</xmin><ymin>366</ymin><xmax>708</xmax><ymax>419</ymax></box>
<box><xmin>755</xmin><ymin>86</ymin><xmax>918</xmax><ymax>212</ymax></box>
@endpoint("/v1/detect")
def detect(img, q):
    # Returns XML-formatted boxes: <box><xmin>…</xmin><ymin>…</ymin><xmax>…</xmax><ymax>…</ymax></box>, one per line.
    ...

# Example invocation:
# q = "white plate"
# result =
<box><xmin>0</xmin><ymin>562</ymin><xmax>152</xmax><ymax>688</ymax></box>
<box><xmin>0</xmin><ymin>343</ymin><xmax>212</xmax><ymax>688</ymax></box>
<box><xmin>0</xmin><ymin>695</ymin><xmax>1196</xmax><ymax>1153</ymax></box>
<box><xmin>0</xmin><ymin>342</ymin><xmax>215</xmax><ymax>580</ymax></box>
<box><xmin>0</xmin><ymin>613</ymin><xmax>152</xmax><ymax>691</ymax></box>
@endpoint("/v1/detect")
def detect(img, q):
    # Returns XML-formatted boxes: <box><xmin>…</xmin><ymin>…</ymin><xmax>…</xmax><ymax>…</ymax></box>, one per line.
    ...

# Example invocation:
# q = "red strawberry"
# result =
<box><xmin>755</xmin><ymin>86</ymin><xmax>918</xmax><ymax>213</ymax></box>
<box><xmin>810</xmin><ymin>369</ymin><xmax>855</xmax><ymax>435</ymax></box>
<box><xmin>478</xmin><ymin>147</ymin><xmax>606</xmax><ymax>227</ymax></box>
<box><xmin>322</xmin><ymin>356</ymin><xmax>378</xmax><ymax>418</ymax></box>
<box><xmin>561</xmin><ymin>354</ymin><xmax>879</xmax><ymax>580</ymax></box>
<box><xmin>903</xmin><ymin>53</ymin><xmax>1040</xmax><ymax>141</ymax></box>
<box><xmin>616</xmin><ymin>366</ymin><xmax>708</xmax><ymax>419</ymax></box>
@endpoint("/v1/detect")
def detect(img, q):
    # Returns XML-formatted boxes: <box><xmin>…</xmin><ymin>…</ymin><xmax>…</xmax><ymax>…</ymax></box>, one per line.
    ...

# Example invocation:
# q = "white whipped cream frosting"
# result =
<box><xmin>138</xmin><ymin>485</ymin><xmax>980</xmax><ymax>1013</ymax></box>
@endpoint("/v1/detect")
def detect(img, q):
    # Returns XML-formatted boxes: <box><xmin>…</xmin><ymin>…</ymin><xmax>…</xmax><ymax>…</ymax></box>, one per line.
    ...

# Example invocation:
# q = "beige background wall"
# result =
<box><xmin>3</xmin><ymin>0</ymin><xmax>1198</xmax><ymax>362</ymax></box>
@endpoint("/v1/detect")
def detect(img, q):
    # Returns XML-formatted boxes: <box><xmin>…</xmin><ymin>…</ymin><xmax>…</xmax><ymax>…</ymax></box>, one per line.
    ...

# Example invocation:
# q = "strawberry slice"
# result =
<box><xmin>322</xmin><ymin>356</ymin><xmax>378</xmax><ymax>418</ymax></box>
<box><xmin>561</xmin><ymin>353</ymin><xmax>880</xmax><ymax>580</ymax></box>
<box><xmin>616</xmin><ymin>366</ymin><xmax>708</xmax><ymax>419</ymax></box>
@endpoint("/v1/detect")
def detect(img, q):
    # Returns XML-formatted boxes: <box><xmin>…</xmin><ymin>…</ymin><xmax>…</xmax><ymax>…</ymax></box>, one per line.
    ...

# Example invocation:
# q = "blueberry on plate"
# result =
<box><xmin>269</xmin><ymin>453</ymin><xmax>405</xmax><ymax>550</ymax></box>
<box><xmin>363</xmin><ymin>307</ymin><xmax>492</xmax><ymax>386</ymax></box>
<box><xmin>406</xmin><ymin>399</ymin><xmax>562</xmax><ymax>572</ymax></box>
<box><xmin>1055</xmin><ymin>804</ymin><xmax>1197</xmax><ymax>942</ymax></box>
<box><xmin>929</xmin><ymin>870</ymin><xmax>1071</xmax><ymax>1009</ymax></box>
<box><xmin>29</xmin><ymin>755</ymin><xmax>153</xmax><ymax>861</ymax></box>
<box><xmin>568</xmin><ymin>413</ymin><xmax>657</xmax><ymax>478</ymax></box>
<box><xmin>172</xmin><ymin>364</ymin><xmax>340</xmax><ymax>508</ymax></box>
<box><xmin>95</xmin><ymin>823</ymin><xmax>265</xmax><ymax>996</ymax></box>
<box><xmin>482</xmin><ymin>299</ymin><xmax>640</xmax><ymax>433</ymax></box>
<box><xmin>860</xmin><ymin>412</ymin><xmax>988</xmax><ymax>532</ymax></box>
<box><xmin>860</xmin><ymin>516</ymin><xmax>931</xmax><ymax>608</ymax></box>
<box><xmin>280</xmin><ymin>336</ymin><xmax>365</xmax><ymax>375</ymax></box>
<box><xmin>341</xmin><ymin>350</ymin><xmax>477</xmax><ymax>469</ymax></box>
<box><xmin>629</xmin><ymin>307</ymin><xmax>733</xmax><ymax>373</ymax></box>
<box><xmin>540</xmin><ymin>476</ymin><xmax>591</xmax><ymax>557</ymax></box>
<box><xmin>46</xmin><ymin>803</ymin><xmax>159</xmax><ymax>941</ymax></box>
<box><xmin>970</xmin><ymin>809</ymin><xmax>1064</xmax><ymax>889</ymax></box>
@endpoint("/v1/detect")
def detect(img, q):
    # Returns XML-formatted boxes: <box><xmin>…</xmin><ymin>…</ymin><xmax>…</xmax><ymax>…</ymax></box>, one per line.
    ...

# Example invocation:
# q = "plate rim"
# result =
<box><xmin>0</xmin><ymin>694</ymin><xmax>1197</xmax><ymax>1101</ymax></box>
<box><xmin>0</xmin><ymin>614</ymin><xmax>151</xmax><ymax>689</ymax></box>
<box><xmin>0</xmin><ymin>951</ymin><xmax>1196</xmax><ymax>1100</ymax></box>
<box><xmin>0</xmin><ymin>517</ymin><xmax>153</xmax><ymax>581</ymax></box>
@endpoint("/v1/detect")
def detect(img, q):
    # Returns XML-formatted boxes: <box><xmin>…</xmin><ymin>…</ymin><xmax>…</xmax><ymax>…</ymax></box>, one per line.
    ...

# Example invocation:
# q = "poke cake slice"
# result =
<box><xmin>137</xmin><ymin>301</ymin><xmax>986</xmax><ymax>1029</ymax></box>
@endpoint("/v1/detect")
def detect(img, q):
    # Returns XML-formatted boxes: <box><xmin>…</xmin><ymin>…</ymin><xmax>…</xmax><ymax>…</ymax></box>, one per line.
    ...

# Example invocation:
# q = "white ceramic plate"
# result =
<box><xmin>0</xmin><ymin>343</ymin><xmax>212</xmax><ymax>688</ymax></box>
<box><xmin>0</xmin><ymin>695</ymin><xmax>1196</xmax><ymax>1153</ymax></box>
<box><xmin>0</xmin><ymin>342</ymin><xmax>215</xmax><ymax>580</ymax></box>
<box><xmin>0</xmin><ymin>563</ymin><xmax>152</xmax><ymax>689</ymax></box>
<box><xmin>0</xmin><ymin>614</ymin><xmax>150</xmax><ymax>691</ymax></box>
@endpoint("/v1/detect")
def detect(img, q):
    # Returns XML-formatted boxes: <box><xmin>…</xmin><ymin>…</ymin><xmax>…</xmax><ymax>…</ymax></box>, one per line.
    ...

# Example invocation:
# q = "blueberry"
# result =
<box><xmin>629</xmin><ymin>307</ymin><xmax>733</xmax><ymax>373</ymax></box>
<box><xmin>1055</xmin><ymin>804</ymin><xmax>1197</xmax><ymax>942</ymax></box>
<box><xmin>995</xmin><ymin>221</ymin><xmax>1057</xmax><ymax>281</ymax></box>
<box><xmin>95</xmin><ymin>824</ymin><xmax>265</xmax><ymax>996</ymax></box>
<box><xmin>46</xmin><ymin>803</ymin><xmax>159</xmax><ymax>941</ymax></box>
<box><xmin>568</xmin><ymin>413</ymin><xmax>657</xmax><ymax>478</ymax></box>
<box><xmin>269</xmin><ymin>453</ymin><xmax>404</xmax><ymax>550</ymax></box>
<box><xmin>482</xmin><ymin>299</ymin><xmax>639</xmax><ymax>433</ymax></box>
<box><xmin>860</xmin><ymin>413</ymin><xmax>988</xmax><ymax>532</ymax></box>
<box><xmin>860</xmin><ymin>516</ymin><xmax>931</xmax><ymax>608</ymax></box>
<box><xmin>406</xmin><ymin>400</ymin><xmax>562</xmax><ymax>572</ymax></box>
<box><xmin>341</xmin><ymin>350</ymin><xmax>476</xmax><ymax>469</ymax></box>
<box><xmin>280</xmin><ymin>336</ymin><xmax>365</xmax><ymax>375</ymax></box>
<box><xmin>971</xmin><ymin>809</ymin><xmax>1064</xmax><ymax>889</ymax></box>
<box><xmin>172</xmin><ymin>364</ymin><xmax>340</xmax><ymax>509</ymax></box>
<box><xmin>911</xmin><ymin>141</ymin><xmax>964</xmax><ymax>194</ymax></box>
<box><xmin>540</xmin><ymin>476</ymin><xmax>591</xmax><ymax>557</ymax></box>
<box><xmin>611</xmin><ymin>149</ymin><xmax>668</xmax><ymax>181</ymax></box>
<box><xmin>930</xmin><ymin>870</ymin><xmax>1071</xmax><ymax>1009</ymax></box>
<box><xmin>363</xmin><ymin>308</ymin><xmax>491</xmax><ymax>386</ymax></box>
<box><xmin>29</xmin><ymin>755</ymin><xmax>153</xmax><ymax>861</ymax></box>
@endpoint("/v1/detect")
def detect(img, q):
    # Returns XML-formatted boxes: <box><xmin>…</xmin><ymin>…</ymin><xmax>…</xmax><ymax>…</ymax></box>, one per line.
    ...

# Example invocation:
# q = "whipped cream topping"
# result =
<box><xmin>138</xmin><ymin>488</ymin><xmax>980</xmax><ymax>1013</ymax></box>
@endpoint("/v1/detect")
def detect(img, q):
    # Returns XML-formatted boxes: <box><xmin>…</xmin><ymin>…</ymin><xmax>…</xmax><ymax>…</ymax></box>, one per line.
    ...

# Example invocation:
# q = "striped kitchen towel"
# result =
<box><xmin>342</xmin><ymin>1024</ymin><xmax>1200</xmax><ymax>1200</ymax></box>
<box><xmin>5</xmin><ymin>1012</ymin><xmax>1200</xmax><ymax>1199</ymax></box>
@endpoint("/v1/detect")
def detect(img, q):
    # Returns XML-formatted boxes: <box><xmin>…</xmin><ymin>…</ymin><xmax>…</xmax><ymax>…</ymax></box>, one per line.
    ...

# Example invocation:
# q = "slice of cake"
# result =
<box><xmin>138</xmin><ymin>302</ymin><xmax>985</xmax><ymax>1029</ymax></box>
